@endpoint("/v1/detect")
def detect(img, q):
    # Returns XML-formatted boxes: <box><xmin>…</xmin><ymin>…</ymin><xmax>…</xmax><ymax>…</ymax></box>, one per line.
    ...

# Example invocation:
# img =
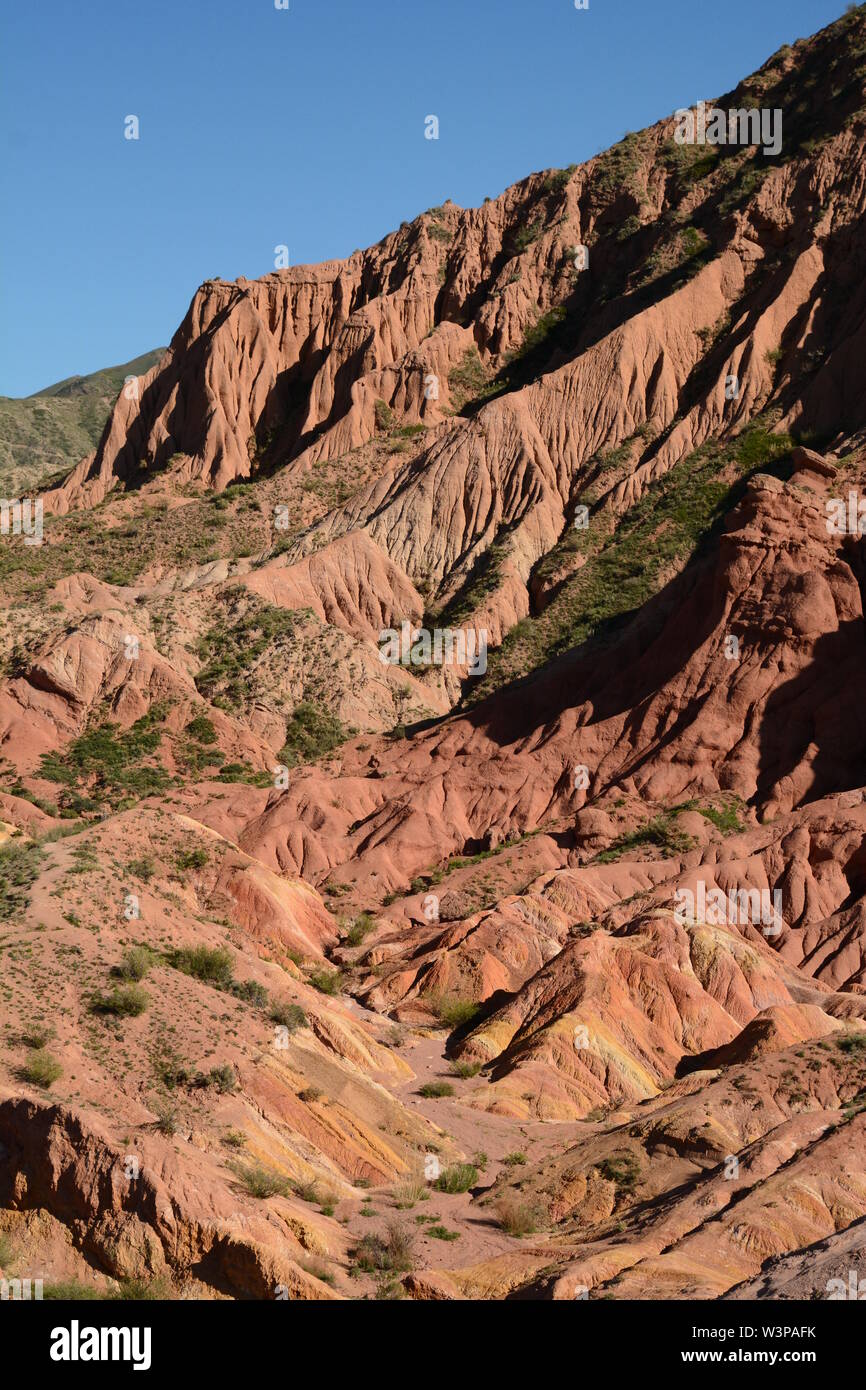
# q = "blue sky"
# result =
<box><xmin>0</xmin><ymin>0</ymin><xmax>848</xmax><ymax>396</ymax></box>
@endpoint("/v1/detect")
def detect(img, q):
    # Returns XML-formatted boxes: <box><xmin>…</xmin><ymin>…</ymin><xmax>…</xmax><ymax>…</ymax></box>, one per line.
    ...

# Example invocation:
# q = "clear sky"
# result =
<box><xmin>0</xmin><ymin>0</ymin><xmax>849</xmax><ymax>396</ymax></box>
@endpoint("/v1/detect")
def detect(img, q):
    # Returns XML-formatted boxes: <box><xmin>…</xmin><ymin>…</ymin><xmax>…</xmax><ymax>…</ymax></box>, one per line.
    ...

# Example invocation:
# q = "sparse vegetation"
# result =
<box><xmin>351</xmin><ymin>1222</ymin><xmax>414</xmax><ymax>1274</ymax></box>
<box><xmin>154</xmin><ymin>1102</ymin><xmax>177</xmax><ymax>1136</ymax></box>
<box><xmin>427</xmin><ymin>1224</ymin><xmax>460</xmax><ymax>1241</ymax></box>
<box><xmin>374</xmin><ymin>399</ymin><xmax>395</xmax><ymax>432</ymax></box>
<box><xmin>231</xmin><ymin>979</ymin><xmax>269</xmax><ymax>1007</ymax></box>
<box><xmin>195</xmin><ymin>602</ymin><xmax>298</xmax><ymax>708</ymax></box>
<box><xmin>496</xmin><ymin>1199</ymin><xmax>544</xmax><ymax>1237</ymax></box>
<box><xmin>597</xmin><ymin>1152</ymin><xmax>642</xmax><ymax>1193</ymax></box>
<box><xmin>472</xmin><ymin>417</ymin><xmax>795</xmax><ymax>702</ymax></box>
<box><xmin>0</xmin><ymin>839</ymin><xmax>45</xmax><ymax>920</ymax></box>
<box><xmin>175</xmin><ymin>847</ymin><xmax>209</xmax><ymax>871</ymax></box>
<box><xmin>20</xmin><ymin>1023</ymin><xmax>55</xmax><ymax>1049</ymax></box>
<box><xmin>449</xmin><ymin>1059</ymin><xmax>483</xmax><ymax>1078</ymax></box>
<box><xmin>595</xmin><ymin>810</ymin><xmax>695</xmax><ymax>863</ymax></box>
<box><xmin>308</xmin><ymin>968</ymin><xmax>342</xmax><ymax>996</ymax></box>
<box><xmin>90</xmin><ymin>984</ymin><xmax>150</xmax><ymax>1017</ymax></box>
<box><xmin>195</xmin><ymin>1063</ymin><xmax>237</xmax><ymax>1093</ymax></box>
<box><xmin>20</xmin><ymin>1049</ymin><xmax>63</xmax><ymax>1088</ymax></box>
<box><xmin>270</xmin><ymin>1002</ymin><xmax>307</xmax><ymax>1031</ymax></box>
<box><xmin>230</xmin><ymin>1162</ymin><xmax>292</xmax><ymax>1199</ymax></box>
<box><xmin>127</xmin><ymin>855</ymin><xmax>156</xmax><ymax>882</ymax></box>
<box><xmin>279</xmin><ymin>701</ymin><xmax>348</xmax><ymax>767</ymax></box>
<box><xmin>394</xmin><ymin>1175</ymin><xmax>429</xmax><ymax>1209</ymax></box>
<box><xmin>168</xmin><ymin>945</ymin><xmax>234</xmax><ymax>986</ymax></box>
<box><xmin>448</xmin><ymin>348</ymin><xmax>493</xmax><ymax>410</ymax></box>
<box><xmin>429</xmin><ymin>993</ymin><xmax>480</xmax><ymax>1029</ymax></box>
<box><xmin>433</xmin><ymin>1163</ymin><xmax>477</xmax><ymax>1194</ymax></box>
<box><xmin>39</xmin><ymin>709</ymin><xmax>170</xmax><ymax>809</ymax></box>
<box><xmin>345</xmin><ymin>911</ymin><xmax>375</xmax><ymax>947</ymax></box>
<box><xmin>114</xmin><ymin>946</ymin><xmax>156</xmax><ymax>981</ymax></box>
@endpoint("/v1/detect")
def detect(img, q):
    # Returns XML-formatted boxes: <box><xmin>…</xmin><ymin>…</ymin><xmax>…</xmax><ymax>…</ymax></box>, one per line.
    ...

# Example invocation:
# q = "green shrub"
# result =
<box><xmin>418</xmin><ymin>1081</ymin><xmax>454</xmax><ymax>1098</ymax></box>
<box><xmin>617</xmin><ymin>215</ymin><xmax>642</xmax><ymax>242</ymax></box>
<box><xmin>597</xmin><ymin>1153</ymin><xmax>641</xmax><ymax>1192</ymax></box>
<box><xmin>496</xmin><ymin>1199</ymin><xmax>543</xmax><ymax>1236</ymax></box>
<box><xmin>352</xmin><ymin>1222</ymin><xmax>414</xmax><ymax>1274</ymax></box>
<box><xmin>168</xmin><ymin>945</ymin><xmax>234</xmax><ymax>986</ymax></box>
<box><xmin>512</xmin><ymin>218</ymin><xmax>543</xmax><ymax>252</ymax></box>
<box><xmin>280</xmin><ymin>702</ymin><xmax>348</xmax><ymax>768</ymax></box>
<box><xmin>449</xmin><ymin>1059</ymin><xmax>482</xmax><ymax>1078</ymax></box>
<box><xmin>433</xmin><ymin>1163</ymin><xmax>477</xmax><ymax>1194</ymax></box>
<box><xmin>127</xmin><ymin>855</ymin><xmax>156</xmax><ymax>882</ymax></box>
<box><xmin>194</xmin><ymin>1064</ymin><xmax>237</xmax><ymax>1093</ymax></box>
<box><xmin>270</xmin><ymin>1002</ymin><xmax>307</xmax><ymax>1032</ymax></box>
<box><xmin>21</xmin><ymin>1049</ymin><xmax>62</xmax><ymax>1087</ymax></box>
<box><xmin>394</xmin><ymin>1175</ymin><xmax>428</xmax><ymax>1209</ymax></box>
<box><xmin>42</xmin><ymin>1281</ymin><xmax>105</xmax><ymax>1301</ymax></box>
<box><xmin>697</xmin><ymin>801</ymin><xmax>745</xmax><ymax>835</ymax></box>
<box><xmin>185</xmin><ymin>715</ymin><xmax>217</xmax><ymax>744</ymax></box>
<box><xmin>509</xmin><ymin>306</ymin><xmax>566</xmax><ymax>363</ymax></box>
<box><xmin>427</xmin><ymin>1224</ymin><xmax>459</xmax><ymax>1241</ymax></box>
<box><xmin>345</xmin><ymin>912</ymin><xmax>375</xmax><ymax>947</ymax></box>
<box><xmin>230</xmin><ymin>1162</ymin><xmax>291</xmax><ymax>1199</ymax></box>
<box><xmin>374</xmin><ymin>399</ymin><xmax>395</xmax><ymax>432</ymax></box>
<box><xmin>112</xmin><ymin>1277</ymin><xmax>172</xmax><ymax>1301</ymax></box>
<box><xmin>90</xmin><ymin>984</ymin><xmax>150</xmax><ymax>1017</ymax></box>
<box><xmin>39</xmin><ymin>713</ymin><xmax>170</xmax><ymax>808</ymax></box>
<box><xmin>431</xmin><ymin>994</ymin><xmax>480</xmax><ymax>1029</ymax></box>
<box><xmin>300</xmin><ymin>1259</ymin><xmax>336</xmax><ymax>1287</ymax></box>
<box><xmin>231</xmin><ymin>979</ymin><xmax>268</xmax><ymax>1007</ymax></box>
<box><xmin>0</xmin><ymin>840</ymin><xmax>45</xmax><ymax>921</ymax></box>
<box><xmin>154</xmin><ymin>1102</ymin><xmax>177</xmax><ymax>1136</ymax></box>
<box><xmin>447</xmin><ymin>348</ymin><xmax>490</xmax><ymax>408</ymax></box>
<box><xmin>175</xmin><ymin>847</ymin><xmax>209</xmax><ymax>871</ymax></box>
<box><xmin>308</xmin><ymin>969</ymin><xmax>342</xmax><ymax>996</ymax></box>
<box><xmin>114</xmin><ymin>946</ymin><xmax>155</xmax><ymax>981</ymax></box>
<box><xmin>541</xmin><ymin>166</ymin><xmax>576</xmax><ymax>195</ymax></box>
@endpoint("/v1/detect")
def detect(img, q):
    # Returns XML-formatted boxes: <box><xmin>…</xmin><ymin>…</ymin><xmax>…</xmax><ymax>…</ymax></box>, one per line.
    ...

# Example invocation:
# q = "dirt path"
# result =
<box><xmin>334</xmin><ymin>1015</ymin><xmax>582</xmax><ymax>1294</ymax></box>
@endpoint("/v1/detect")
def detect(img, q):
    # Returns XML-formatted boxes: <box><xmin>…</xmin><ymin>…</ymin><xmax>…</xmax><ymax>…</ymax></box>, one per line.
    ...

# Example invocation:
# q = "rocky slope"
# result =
<box><xmin>2</xmin><ymin>6</ymin><xmax>866</xmax><ymax>1302</ymax></box>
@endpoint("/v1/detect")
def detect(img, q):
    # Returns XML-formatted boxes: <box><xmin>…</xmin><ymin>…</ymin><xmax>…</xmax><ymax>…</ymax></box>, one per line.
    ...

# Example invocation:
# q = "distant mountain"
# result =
<box><xmin>30</xmin><ymin>349</ymin><xmax>165</xmax><ymax>401</ymax></box>
<box><xmin>0</xmin><ymin>349</ymin><xmax>164</xmax><ymax>496</ymax></box>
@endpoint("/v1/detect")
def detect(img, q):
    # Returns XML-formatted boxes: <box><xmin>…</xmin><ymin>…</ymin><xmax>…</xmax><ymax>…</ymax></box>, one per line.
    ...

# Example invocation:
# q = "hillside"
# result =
<box><xmin>0</xmin><ymin>349</ymin><xmax>164</xmax><ymax>498</ymax></box>
<box><xmin>1</xmin><ymin>5</ymin><xmax>866</xmax><ymax>1304</ymax></box>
